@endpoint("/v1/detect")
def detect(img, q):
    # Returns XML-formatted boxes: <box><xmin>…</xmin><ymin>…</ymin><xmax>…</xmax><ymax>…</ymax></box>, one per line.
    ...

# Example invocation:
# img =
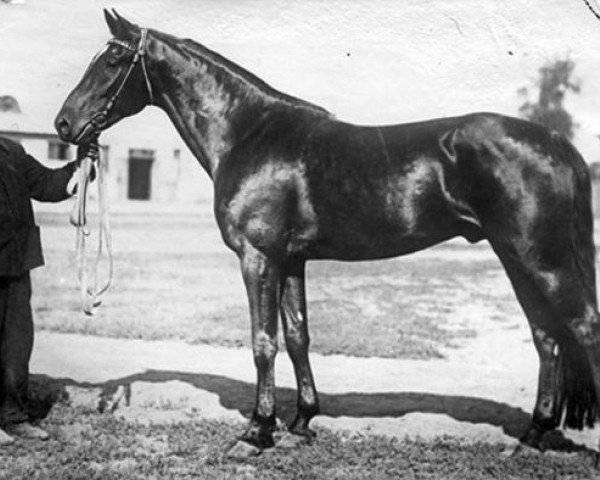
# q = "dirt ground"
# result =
<box><xmin>9</xmin><ymin>203</ymin><xmax>600</xmax><ymax>477</ymax></box>
<box><xmin>27</xmin><ymin>321</ymin><xmax>596</xmax><ymax>451</ymax></box>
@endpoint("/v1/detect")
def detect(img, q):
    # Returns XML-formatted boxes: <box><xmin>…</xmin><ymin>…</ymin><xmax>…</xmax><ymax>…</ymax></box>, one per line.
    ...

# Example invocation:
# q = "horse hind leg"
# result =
<box><xmin>276</xmin><ymin>259</ymin><xmax>320</xmax><ymax>448</ymax></box>
<box><xmin>527</xmin><ymin>328</ymin><xmax>563</xmax><ymax>447</ymax></box>
<box><xmin>492</xmin><ymin>243</ymin><xmax>600</xmax><ymax>446</ymax></box>
<box><xmin>496</xmin><ymin>255</ymin><xmax>566</xmax><ymax>446</ymax></box>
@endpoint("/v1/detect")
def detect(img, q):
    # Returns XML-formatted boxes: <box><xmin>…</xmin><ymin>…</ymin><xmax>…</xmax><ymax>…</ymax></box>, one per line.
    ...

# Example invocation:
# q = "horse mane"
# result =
<box><xmin>153</xmin><ymin>30</ymin><xmax>331</xmax><ymax>116</ymax></box>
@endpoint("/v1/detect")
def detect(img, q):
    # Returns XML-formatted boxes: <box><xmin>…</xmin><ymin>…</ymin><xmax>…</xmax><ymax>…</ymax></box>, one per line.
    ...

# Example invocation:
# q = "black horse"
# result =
<box><xmin>55</xmin><ymin>10</ymin><xmax>600</xmax><ymax>458</ymax></box>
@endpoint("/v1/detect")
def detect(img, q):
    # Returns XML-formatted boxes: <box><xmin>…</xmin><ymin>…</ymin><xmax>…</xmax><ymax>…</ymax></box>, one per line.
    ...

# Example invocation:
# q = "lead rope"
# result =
<box><xmin>70</xmin><ymin>139</ymin><xmax>113</xmax><ymax>315</ymax></box>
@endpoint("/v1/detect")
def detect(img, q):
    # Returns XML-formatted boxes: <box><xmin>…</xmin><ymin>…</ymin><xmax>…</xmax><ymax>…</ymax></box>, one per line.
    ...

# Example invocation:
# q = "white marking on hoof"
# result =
<box><xmin>225</xmin><ymin>440</ymin><xmax>262</xmax><ymax>459</ymax></box>
<box><xmin>500</xmin><ymin>443</ymin><xmax>523</xmax><ymax>459</ymax></box>
<box><xmin>275</xmin><ymin>432</ymin><xmax>311</xmax><ymax>449</ymax></box>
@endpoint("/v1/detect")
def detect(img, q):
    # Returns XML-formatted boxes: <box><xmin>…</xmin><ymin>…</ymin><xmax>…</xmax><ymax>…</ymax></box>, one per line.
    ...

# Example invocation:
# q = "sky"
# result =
<box><xmin>1</xmin><ymin>0</ymin><xmax>600</xmax><ymax>160</ymax></box>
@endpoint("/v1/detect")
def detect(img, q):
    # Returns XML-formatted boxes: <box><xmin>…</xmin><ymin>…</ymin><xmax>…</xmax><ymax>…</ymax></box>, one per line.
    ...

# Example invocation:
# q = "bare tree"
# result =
<box><xmin>518</xmin><ymin>58</ymin><xmax>580</xmax><ymax>140</ymax></box>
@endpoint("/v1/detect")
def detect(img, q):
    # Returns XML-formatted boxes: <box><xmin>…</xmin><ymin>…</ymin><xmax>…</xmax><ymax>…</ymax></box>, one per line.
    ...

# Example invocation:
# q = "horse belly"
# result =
<box><xmin>305</xmin><ymin>230</ymin><xmax>456</xmax><ymax>261</ymax></box>
<box><xmin>304</xmin><ymin>155</ymin><xmax>477</xmax><ymax>260</ymax></box>
<box><xmin>305</xmin><ymin>194</ymin><xmax>462</xmax><ymax>261</ymax></box>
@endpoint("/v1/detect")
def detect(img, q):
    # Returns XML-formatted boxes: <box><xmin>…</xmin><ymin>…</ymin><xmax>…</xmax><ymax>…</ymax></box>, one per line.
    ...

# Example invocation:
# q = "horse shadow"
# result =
<box><xmin>27</xmin><ymin>370</ymin><xmax>589</xmax><ymax>453</ymax></box>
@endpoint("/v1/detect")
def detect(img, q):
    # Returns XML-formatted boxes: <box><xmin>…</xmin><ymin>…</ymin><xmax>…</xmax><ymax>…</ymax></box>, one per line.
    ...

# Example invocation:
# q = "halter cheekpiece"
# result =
<box><xmin>89</xmin><ymin>28</ymin><xmax>154</xmax><ymax>133</ymax></box>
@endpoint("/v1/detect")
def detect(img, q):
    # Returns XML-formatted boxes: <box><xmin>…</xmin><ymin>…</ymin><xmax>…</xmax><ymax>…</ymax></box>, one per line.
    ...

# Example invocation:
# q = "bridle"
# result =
<box><xmin>70</xmin><ymin>29</ymin><xmax>155</xmax><ymax>315</ymax></box>
<box><xmin>86</xmin><ymin>28</ymin><xmax>155</xmax><ymax>135</ymax></box>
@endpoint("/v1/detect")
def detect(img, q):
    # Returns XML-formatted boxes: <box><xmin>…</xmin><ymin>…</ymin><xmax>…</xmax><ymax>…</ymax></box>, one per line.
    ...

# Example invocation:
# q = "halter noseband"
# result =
<box><xmin>88</xmin><ymin>28</ymin><xmax>154</xmax><ymax>133</ymax></box>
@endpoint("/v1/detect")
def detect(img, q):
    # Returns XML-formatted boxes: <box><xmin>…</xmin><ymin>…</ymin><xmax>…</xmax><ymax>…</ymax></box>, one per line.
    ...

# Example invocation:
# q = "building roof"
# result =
<box><xmin>0</xmin><ymin>111</ymin><xmax>57</xmax><ymax>136</ymax></box>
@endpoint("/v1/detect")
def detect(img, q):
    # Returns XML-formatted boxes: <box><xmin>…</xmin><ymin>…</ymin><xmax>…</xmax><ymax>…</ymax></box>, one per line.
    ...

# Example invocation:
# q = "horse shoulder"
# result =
<box><xmin>216</xmin><ymin>159</ymin><xmax>318</xmax><ymax>258</ymax></box>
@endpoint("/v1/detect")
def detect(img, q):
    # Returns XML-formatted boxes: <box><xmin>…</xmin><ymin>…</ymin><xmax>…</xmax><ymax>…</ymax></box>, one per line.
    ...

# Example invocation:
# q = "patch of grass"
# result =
<box><xmin>0</xmin><ymin>401</ymin><xmax>597</xmax><ymax>480</ymax></box>
<box><xmin>31</xmin><ymin>212</ymin><xmax>523</xmax><ymax>360</ymax></box>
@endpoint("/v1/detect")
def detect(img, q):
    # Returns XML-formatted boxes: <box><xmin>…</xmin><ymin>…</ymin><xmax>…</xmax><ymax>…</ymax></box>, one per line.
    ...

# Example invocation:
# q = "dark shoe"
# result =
<box><xmin>5</xmin><ymin>422</ymin><xmax>49</xmax><ymax>441</ymax></box>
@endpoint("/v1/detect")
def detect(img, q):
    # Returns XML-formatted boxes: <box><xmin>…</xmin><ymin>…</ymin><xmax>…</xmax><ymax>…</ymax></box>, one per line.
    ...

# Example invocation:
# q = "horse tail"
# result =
<box><xmin>555</xmin><ymin>134</ymin><xmax>598</xmax><ymax>430</ymax></box>
<box><xmin>567</xmin><ymin>138</ymin><xmax>597</xmax><ymax>307</ymax></box>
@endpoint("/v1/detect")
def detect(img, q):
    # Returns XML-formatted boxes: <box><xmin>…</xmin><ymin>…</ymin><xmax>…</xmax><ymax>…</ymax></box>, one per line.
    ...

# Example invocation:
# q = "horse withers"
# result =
<box><xmin>55</xmin><ymin>9</ymin><xmax>600</xmax><ymax>458</ymax></box>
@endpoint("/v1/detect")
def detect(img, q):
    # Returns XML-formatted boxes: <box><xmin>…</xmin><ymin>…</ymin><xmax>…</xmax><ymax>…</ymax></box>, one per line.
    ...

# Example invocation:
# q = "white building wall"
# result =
<box><xmin>17</xmin><ymin>137</ymin><xmax>74</xmax><ymax>167</ymax></box>
<box><xmin>1</xmin><ymin>129</ymin><xmax>213</xmax><ymax>205</ymax></box>
<box><xmin>100</xmin><ymin>108</ymin><xmax>213</xmax><ymax>204</ymax></box>
<box><xmin>1</xmin><ymin>108</ymin><xmax>214</xmax><ymax>206</ymax></box>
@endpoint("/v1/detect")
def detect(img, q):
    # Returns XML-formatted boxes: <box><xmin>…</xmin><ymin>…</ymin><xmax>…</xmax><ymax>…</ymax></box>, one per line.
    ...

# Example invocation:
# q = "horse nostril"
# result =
<box><xmin>55</xmin><ymin>117</ymin><xmax>71</xmax><ymax>140</ymax></box>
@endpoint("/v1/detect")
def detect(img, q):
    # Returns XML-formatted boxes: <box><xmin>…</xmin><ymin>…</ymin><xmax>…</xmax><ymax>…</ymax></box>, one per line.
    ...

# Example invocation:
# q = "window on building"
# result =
<box><xmin>128</xmin><ymin>148</ymin><xmax>155</xmax><ymax>200</ymax></box>
<box><xmin>100</xmin><ymin>145</ymin><xmax>110</xmax><ymax>171</ymax></box>
<box><xmin>48</xmin><ymin>140</ymin><xmax>71</xmax><ymax>161</ymax></box>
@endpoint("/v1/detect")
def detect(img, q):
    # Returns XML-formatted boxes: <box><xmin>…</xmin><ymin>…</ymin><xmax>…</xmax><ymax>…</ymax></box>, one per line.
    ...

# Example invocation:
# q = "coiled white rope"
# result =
<box><xmin>70</xmin><ymin>140</ymin><xmax>113</xmax><ymax>315</ymax></box>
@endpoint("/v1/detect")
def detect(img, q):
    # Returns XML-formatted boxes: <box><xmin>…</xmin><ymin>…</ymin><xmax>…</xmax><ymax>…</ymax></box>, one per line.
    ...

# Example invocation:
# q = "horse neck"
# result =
<box><xmin>149</xmin><ymin>35</ymin><xmax>329</xmax><ymax>179</ymax></box>
<box><xmin>151</xmin><ymin>56</ymin><xmax>236</xmax><ymax>178</ymax></box>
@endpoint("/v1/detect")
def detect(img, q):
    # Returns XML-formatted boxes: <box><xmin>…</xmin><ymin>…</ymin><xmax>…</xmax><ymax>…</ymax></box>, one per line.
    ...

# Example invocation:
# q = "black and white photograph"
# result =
<box><xmin>2</xmin><ymin>0</ymin><xmax>600</xmax><ymax>478</ymax></box>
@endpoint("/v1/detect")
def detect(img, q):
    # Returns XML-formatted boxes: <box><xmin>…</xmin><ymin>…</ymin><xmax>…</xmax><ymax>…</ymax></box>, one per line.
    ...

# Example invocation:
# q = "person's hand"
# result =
<box><xmin>67</xmin><ymin>155</ymin><xmax>96</xmax><ymax>195</ymax></box>
<box><xmin>75</xmin><ymin>143</ymin><xmax>97</xmax><ymax>182</ymax></box>
<box><xmin>76</xmin><ymin>142</ymin><xmax>99</xmax><ymax>162</ymax></box>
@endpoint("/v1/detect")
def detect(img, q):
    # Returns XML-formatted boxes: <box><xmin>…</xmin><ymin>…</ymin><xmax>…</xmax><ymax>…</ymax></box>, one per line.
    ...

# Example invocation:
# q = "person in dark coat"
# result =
<box><xmin>0</xmin><ymin>135</ymin><xmax>87</xmax><ymax>444</ymax></box>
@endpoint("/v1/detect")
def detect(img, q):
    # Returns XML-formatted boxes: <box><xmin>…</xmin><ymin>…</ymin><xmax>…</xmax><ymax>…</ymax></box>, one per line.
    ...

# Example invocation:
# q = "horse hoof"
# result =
<box><xmin>499</xmin><ymin>443</ymin><xmax>522</xmax><ymax>459</ymax></box>
<box><xmin>275</xmin><ymin>432</ymin><xmax>312</xmax><ymax>449</ymax></box>
<box><xmin>519</xmin><ymin>427</ymin><xmax>543</xmax><ymax>450</ymax></box>
<box><xmin>501</xmin><ymin>442</ymin><xmax>539</xmax><ymax>459</ymax></box>
<box><xmin>225</xmin><ymin>440</ymin><xmax>262</xmax><ymax>459</ymax></box>
<box><xmin>584</xmin><ymin>449</ymin><xmax>600</xmax><ymax>469</ymax></box>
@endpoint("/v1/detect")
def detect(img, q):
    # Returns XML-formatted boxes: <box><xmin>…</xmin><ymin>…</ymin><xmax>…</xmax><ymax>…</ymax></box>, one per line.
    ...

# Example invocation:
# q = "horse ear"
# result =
<box><xmin>103</xmin><ymin>8</ymin><xmax>122</xmax><ymax>37</ymax></box>
<box><xmin>112</xmin><ymin>9</ymin><xmax>140</xmax><ymax>38</ymax></box>
<box><xmin>103</xmin><ymin>8</ymin><xmax>139</xmax><ymax>40</ymax></box>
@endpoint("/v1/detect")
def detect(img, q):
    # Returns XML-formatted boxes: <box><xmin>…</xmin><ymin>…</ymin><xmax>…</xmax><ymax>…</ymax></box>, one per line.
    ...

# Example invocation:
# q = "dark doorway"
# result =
<box><xmin>128</xmin><ymin>149</ymin><xmax>154</xmax><ymax>200</ymax></box>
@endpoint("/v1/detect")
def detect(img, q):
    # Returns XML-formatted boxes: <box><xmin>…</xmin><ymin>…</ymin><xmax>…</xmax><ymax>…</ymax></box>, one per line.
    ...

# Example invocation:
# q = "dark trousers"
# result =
<box><xmin>0</xmin><ymin>273</ymin><xmax>32</xmax><ymax>425</ymax></box>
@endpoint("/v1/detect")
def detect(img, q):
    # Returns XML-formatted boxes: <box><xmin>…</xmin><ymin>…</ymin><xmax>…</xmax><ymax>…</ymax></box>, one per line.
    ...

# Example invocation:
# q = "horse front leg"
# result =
<box><xmin>226</xmin><ymin>243</ymin><xmax>280</xmax><ymax>459</ymax></box>
<box><xmin>277</xmin><ymin>259</ymin><xmax>320</xmax><ymax>448</ymax></box>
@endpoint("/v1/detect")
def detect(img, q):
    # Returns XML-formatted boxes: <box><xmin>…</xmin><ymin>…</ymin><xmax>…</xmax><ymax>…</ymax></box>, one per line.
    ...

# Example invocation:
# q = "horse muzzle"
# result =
<box><xmin>55</xmin><ymin>110</ymin><xmax>103</xmax><ymax>145</ymax></box>
<box><xmin>54</xmin><ymin>114</ymin><xmax>74</xmax><ymax>142</ymax></box>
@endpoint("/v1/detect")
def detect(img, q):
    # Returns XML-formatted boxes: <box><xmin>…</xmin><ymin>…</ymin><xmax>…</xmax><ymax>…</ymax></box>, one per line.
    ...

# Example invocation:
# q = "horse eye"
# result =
<box><xmin>109</xmin><ymin>45</ymin><xmax>124</xmax><ymax>56</ymax></box>
<box><xmin>108</xmin><ymin>45</ymin><xmax>123</xmax><ymax>60</ymax></box>
<box><xmin>106</xmin><ymin>46</ymin><xmax>125</xmax><ymax>68</ymax></box>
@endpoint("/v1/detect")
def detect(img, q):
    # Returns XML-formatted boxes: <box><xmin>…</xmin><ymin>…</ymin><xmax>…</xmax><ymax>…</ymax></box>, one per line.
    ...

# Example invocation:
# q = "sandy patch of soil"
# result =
<box><xmin>106</xmin><ymin>380</ymin><xmax>245</xmax><ymax>425</ymax></box>
<box><xmin>30</xmin><ymin>325</ymin><xmax>600</xmax><ymax>450</ymax></box>
<box><xmin>314</xmin><ymin>413</ymin><xmax>519</xmax><ymax>446</ymax></box>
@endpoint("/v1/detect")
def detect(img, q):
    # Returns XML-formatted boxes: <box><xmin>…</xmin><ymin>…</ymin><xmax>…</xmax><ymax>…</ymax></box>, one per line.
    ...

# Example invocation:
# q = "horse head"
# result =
<box><xmin>55</xmin><ymin>9</ymin><xmax>154</xmax><ymax>145</ymax></box>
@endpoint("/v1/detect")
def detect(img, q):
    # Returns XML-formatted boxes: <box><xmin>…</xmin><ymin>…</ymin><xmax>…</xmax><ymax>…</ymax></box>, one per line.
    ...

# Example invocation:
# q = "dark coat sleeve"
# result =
<box><xmin>8</xmin><ymin>143</ymin><xmax>77</xmax><ymax>203</ymax></box>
